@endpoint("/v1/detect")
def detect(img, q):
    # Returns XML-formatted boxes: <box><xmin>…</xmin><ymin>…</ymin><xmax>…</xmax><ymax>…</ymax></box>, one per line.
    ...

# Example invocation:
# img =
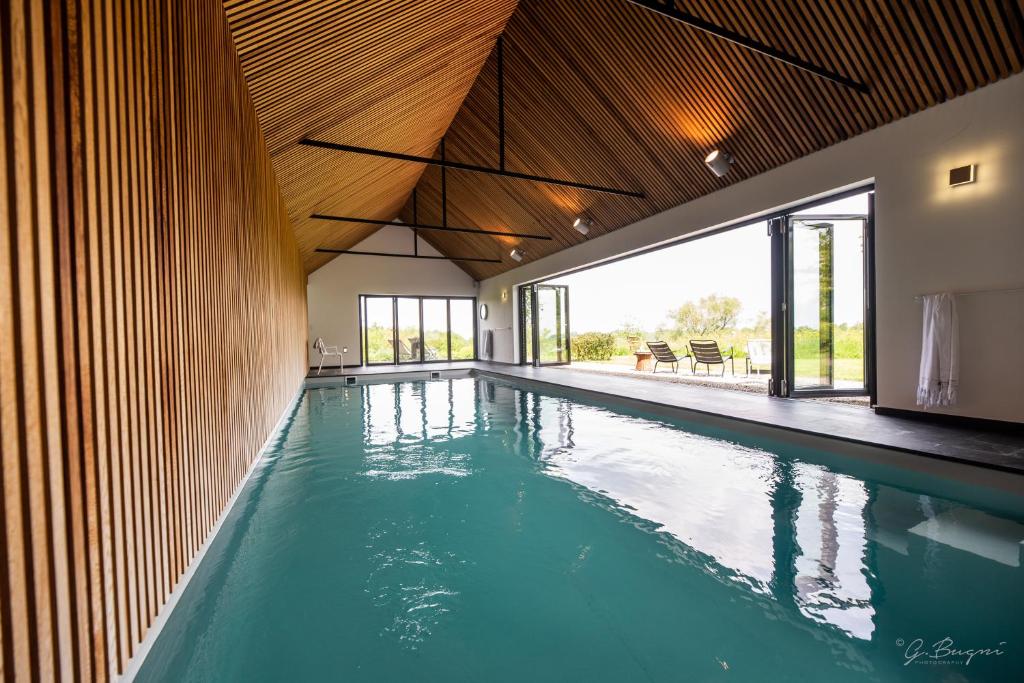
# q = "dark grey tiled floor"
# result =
<box><xmin>307</xmin><ymin>362</ymin><xmax>1024</xmax><ymax>474</ymax></box>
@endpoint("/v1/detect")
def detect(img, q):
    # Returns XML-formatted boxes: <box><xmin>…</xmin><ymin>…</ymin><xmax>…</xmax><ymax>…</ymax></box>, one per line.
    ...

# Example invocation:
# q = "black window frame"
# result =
<box><xmin>516</xmin><ymin>183</ymin><xmax>875</xmax><ymax>400</ymax></box>
<box><xmin>358</xmin><ymin>294</ymin><xmax>478</xmax><ymax>366</ymax></box>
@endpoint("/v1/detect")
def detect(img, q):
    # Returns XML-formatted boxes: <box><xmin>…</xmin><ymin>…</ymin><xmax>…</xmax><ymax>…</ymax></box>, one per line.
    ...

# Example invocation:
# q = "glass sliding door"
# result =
<box><xmin>517</xmin><ymin>284</ymin><xmax>571</xmax><ymax>366</ymax></box>
<box><xmin>790</xmin><ymin>219</ymin><xmax>836</xmax><ymax>390</ymax></box>
<box><xmin>359</xmin><ymin>295</ymin><xmax>476</xmax><ymax>365</ymax></box>
<box><xmin>518</xmin><ymin>286</ymin><xmax>533</xmax><ymax>364</ymax></box>
<box><xmin>535</xmin><ymin>284</ymin><xmax>570</xmax><ymax>366</ymax></box>
<box><xmin>422</xmin><ymin>298</ymin><xmax>449</xmax><ymax>361</ymax></box>
<box><xmin>448</xmin><ymin>299</ymin><xmax>475</xmax><ymax>360</ymax></box>
<box><xmin>395</xmin><ymin>297</ymin><xmax>422</xmax><ymax>364</ymax></box>
<box><xmin>786</xmin><ymin>215</ymin><xmax>868</xmax><ymax>395</ymax></box>
<box><xmin>363</xmin><ymin>296</ymin><xmax>396</xmax><ymax>365</ymax></box>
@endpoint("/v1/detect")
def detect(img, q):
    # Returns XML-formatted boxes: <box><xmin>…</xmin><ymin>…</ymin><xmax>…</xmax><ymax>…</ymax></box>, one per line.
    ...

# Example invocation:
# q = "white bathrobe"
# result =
<box><xmin>916</xmin><ymin>293</ymin><xmax>959</xmax><ymax>408</ymax></box>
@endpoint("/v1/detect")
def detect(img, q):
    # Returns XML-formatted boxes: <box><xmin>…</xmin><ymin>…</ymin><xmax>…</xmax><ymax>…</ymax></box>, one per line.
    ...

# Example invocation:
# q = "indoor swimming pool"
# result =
<box><xmin>137</xmin><ymin>377</ymin><xmax>1024</xmax><ymax>681</ymax></box>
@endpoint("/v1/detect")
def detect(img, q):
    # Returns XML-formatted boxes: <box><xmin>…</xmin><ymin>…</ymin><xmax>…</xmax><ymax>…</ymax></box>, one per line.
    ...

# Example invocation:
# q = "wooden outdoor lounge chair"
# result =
<box><xmin>689</xmin><ymin>339</ymin><xmax>735</xmax><ymax>376</ymax></box>
<box><xmin>388</xmin><ymin>338</ymin><xmax>416</xmax><ymax>362</ymax></box>
<box><xmin>646</xmin><ymin>340</ymin><xmax>688</xmax><ymax>373</ymax></box>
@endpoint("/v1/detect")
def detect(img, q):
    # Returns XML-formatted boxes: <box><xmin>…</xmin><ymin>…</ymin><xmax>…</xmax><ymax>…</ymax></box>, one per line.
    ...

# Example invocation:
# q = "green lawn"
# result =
<box><xmin>793</xmin><ymin>357</ymin><xmax>864</xmax><ymax>383</ymax></box>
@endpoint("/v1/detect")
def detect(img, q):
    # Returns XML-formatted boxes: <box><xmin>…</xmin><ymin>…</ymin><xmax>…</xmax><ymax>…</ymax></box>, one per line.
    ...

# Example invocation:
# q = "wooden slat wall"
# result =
<box><xmin>0</xmin><ymin>1</ymin><xmax>307</xmax><ymax>680</ymax></box>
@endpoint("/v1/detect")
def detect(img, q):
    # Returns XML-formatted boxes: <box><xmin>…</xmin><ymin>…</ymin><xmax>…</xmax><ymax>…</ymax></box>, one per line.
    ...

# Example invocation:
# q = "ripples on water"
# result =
<box><xmin>138</xmin><ymin>378</ymin><xmax>1024</xmax><ymax>682</ymax></box>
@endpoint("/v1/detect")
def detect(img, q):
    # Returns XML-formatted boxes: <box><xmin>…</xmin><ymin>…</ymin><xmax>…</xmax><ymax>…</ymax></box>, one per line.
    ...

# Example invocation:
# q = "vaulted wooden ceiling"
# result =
<box><xmin>223</xmin><ymin>0</ymin><xmax>520</xmax><ymax>271</ymax></box>
<box><xmin>225</xmin><ymin>0</ymin><xmax>1024</xmax><ymax>279</ymax></box>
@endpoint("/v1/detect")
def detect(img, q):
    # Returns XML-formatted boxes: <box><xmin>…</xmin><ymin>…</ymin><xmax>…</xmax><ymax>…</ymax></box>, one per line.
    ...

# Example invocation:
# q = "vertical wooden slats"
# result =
<box><xmin>0</xmin><ymin>0</ymin><xmax>307</xmax><ymax>680</ymax></box>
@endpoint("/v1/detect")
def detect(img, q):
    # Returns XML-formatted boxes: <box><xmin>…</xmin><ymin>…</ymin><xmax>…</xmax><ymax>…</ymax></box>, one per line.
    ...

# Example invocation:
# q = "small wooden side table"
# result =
<box><xmin>633</xmin><ymin>350</ymin><xmax>653</xmax><ymax>371</ymax></box>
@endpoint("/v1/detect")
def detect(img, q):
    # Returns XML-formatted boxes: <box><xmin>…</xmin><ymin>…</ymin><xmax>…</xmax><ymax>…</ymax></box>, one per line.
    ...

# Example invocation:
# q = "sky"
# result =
<box><xmin>544</xmin><ymin>193</ymin><xmax>868</xmax><ymax>333</ymax></box>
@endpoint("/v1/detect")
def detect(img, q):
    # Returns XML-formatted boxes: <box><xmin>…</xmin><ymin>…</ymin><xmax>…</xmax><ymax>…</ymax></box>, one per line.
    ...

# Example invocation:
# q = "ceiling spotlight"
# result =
<box><xmin>704</xmin><ymin>149</ymin><xmax>734</xmax><ymax>177</ymax></box>
<box><xmin>510</xmin><ymin>248</ymin><xmax>523</xmax><ymax>262</ymax></box>
<box><xmin>572</xmin><ymin>217</ymin><xmax>592</xmax><ymax>236</ymax></box>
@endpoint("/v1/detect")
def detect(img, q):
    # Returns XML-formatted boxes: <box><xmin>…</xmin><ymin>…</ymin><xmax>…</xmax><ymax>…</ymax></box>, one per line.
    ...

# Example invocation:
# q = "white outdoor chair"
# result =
<box><xmin>313</xmin><ymin>337</ymin><xmax>344</xmax><ymax>375</ymax></box>
<box><xmin>746</xmin><ymin>339</ymin><xmax>772</xmax><ymax>375</ymax></box>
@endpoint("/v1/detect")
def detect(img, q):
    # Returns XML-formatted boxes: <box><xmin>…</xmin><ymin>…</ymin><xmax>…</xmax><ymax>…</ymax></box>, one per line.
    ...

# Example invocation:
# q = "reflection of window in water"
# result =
<box><xmin>532</xmin><ymin>397</ymin><xmax>778</xmax><ymax>591</ymax></box>
<box><xmin>793</xmin><ymin>464</ymin><xmax>874</xmax><ymax>640</ymax></box>
<box><xmin>477</xmin><ymin>381</ymin><xmax>522</xmax><ymax>433</ymax></box>
<box><xmin>513</xmin><ymin>393</ymin><xmax>577</xmax><ymax>463</ymax></box>
<box><xmin>424</xmin><ymin>380</ymin><xmax>451</xmax><ymax>438</ymax></box>
<box><xmin>361</xmin><ymin>381</ymin><xmax>477</xmax><ymax>479</ymax></box>
<box><xmin>397</xmin><ymin>382</ymin><xmax>423</xmax><ymax>438</ymax></box>
<box><xmin>536</xmin><ymin>397</ymin><xmax>575</xmax><ymax>459</ymax></box>
<box><xmin>513</xmin><ymin>388</ymin><xmax>542</xmax><ymax>461</ymax></box>
<box><xmin>450</xmin><ymin>379</ymin><xmax>477</xmax><ymax>435</ymax></box>
<box><xmin>363</xmin><ymin>383</ymin><xmax>398</xmax><ymax>446</ymax></box>
<box><xmin>363</xmin><ymin>380</ymin><xmax>481</xmax><ymax>446</ymax></box>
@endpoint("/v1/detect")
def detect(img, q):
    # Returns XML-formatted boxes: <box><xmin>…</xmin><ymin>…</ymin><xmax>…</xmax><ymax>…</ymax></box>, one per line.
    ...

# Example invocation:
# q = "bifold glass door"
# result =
<box><xmin>787</xmin><ymin>216</ymin><xmax>867</xmax><ymax>395</ymax></box>
<box><xmin>360</xmin><ymin>295</ymin><xmax>477</xmax><ymax>365</ymax></box>
<box><xmin>518</xmin><ymin>284</ymin><xmax>570</xmax><ymax>366</ymax></box>
<box><xmin>769</xmin><ymin>190</ymin><xmax>874</xmax><ymax>399</ymax></box>
<box><xmin>537</xmin><ymin>285</ymin><xmax>570</xmax><ymax>365</ymax></box>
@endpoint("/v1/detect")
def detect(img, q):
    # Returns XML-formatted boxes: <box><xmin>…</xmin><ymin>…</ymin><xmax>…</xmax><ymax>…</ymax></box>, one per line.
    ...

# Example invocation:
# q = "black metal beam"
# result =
<box><xmin>627</xmin><ymin>0</ymin><xmax>870</xmax><ymax>94</ymax></box>
<box><xmin>298</xmin><ymin>138</ymin><xmax>646</xmax><ymax>198</ymax></box>
<box><xmin>315</xmin><ymin>248</ymin><xmax>501</xmax><ymax>263</ymax></box>
<box><xmin>310</xmin><ymin>213</ymin><xmax>553</xmax><ymax>240</ymax></box>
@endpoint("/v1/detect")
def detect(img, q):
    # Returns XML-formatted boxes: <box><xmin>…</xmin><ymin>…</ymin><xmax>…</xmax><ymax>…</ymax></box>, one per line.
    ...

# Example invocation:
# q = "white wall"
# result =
<box><xmin>478</xmin><ymin>73</ymin><xmax>1024</xmax><ymax>423</ymax></box>
<box><xmin>307</xmin><ymin>227</ymin><xmax>476</xmax><ymax>366</ymax></box>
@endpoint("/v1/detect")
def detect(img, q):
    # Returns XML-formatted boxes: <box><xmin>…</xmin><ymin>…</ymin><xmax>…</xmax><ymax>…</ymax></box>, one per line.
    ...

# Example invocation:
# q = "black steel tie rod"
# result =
<box><xmin>315</xmin><ymin>248</ymin><xmax>501</xmax><ymax>263</ymax></box>
<box><xmin>627</xmin><ymin>0</ymin><xmax>870</xmax><ymax>94</ymax></box>
<box><xmin>311</xmin><ymin>214</ymin><xmax>553</xmax><ymax>240</ymax></box>
<box><xmin>298</xmin><ymin>138</ymin><xmax>646</xmax><ymax>199</ymax></box>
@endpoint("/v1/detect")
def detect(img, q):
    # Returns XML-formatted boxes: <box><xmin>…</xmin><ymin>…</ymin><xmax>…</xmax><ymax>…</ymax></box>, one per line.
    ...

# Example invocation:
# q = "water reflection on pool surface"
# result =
<box><xmin>139</xmin><ymin>378</ymin><xmax>1024</xmax><ymax>682</ymax></box>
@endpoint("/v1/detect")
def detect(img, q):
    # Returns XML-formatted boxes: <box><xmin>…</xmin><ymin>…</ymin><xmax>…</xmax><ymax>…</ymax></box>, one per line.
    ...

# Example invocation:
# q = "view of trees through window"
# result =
<box><xmin>361</xmin><ymin>296</ymin><xmax>475</xmax><ymax>364</ymax></box>
<box><xmin>543</xmin><ymin>191</ymin><xmax>869</xmax><ymax>393</ymax></box>
<box><xmin>545</xmin><ymin>223</ymin><xmax>774</xmax><ymax>373</ymax></box>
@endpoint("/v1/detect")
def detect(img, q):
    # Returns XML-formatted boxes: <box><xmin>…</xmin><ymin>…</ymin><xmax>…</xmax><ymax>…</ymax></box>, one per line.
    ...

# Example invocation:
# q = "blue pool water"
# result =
<box><xmin>139</xmin><ymin>378</ymin><xmax>1024</xmax><ymax>681</ymax></box>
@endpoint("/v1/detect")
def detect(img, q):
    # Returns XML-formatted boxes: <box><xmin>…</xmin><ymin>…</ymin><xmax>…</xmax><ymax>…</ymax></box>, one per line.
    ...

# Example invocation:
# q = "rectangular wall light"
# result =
<box><xmin>949</xmin><ymin>164</ymin><xmax>976</xmax><ymax>186</ymax></box>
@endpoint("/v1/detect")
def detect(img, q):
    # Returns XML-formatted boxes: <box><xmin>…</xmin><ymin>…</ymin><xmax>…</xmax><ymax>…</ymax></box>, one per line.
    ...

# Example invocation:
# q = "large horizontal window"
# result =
<box><xmin>360</xmin><ymin>295</ymin><xmax>477</xmax><ymax>365</ymax></box>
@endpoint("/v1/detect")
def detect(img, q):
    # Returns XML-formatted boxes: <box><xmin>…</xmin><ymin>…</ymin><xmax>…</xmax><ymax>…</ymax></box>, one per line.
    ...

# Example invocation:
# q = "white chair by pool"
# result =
<box><xmin>313</xmin><ymin>337</ymin><xmax>346</xmax><ymax>375</ymax></box>
<box><xmin>746</xmin><ymin>339</ymin><xmax>772</xmax><ymax>375</ymax></box>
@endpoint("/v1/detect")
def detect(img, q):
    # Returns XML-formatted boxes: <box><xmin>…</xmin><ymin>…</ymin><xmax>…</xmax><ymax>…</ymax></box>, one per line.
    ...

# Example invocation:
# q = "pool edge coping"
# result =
<box><xmin>117</xmin><ymin>382</ymin><xmax>306</xmax><ymax>682</ymax></box>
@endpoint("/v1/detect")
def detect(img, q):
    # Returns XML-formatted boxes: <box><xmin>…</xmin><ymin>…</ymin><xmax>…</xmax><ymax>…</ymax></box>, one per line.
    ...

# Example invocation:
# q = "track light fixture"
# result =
<box><xmin>572</xmin><ymin>217</ymin><xmax>592</xmax><ymax>236</ymax></box>
<box><xmin>704</xmin><ymin>150</ymin><xmax>734</xmax><ymax>177</ymax></box>
<box><xmin>510</xmin><ymin>248</ymin><xmax>524</xmax><ymax>262</ymax></box>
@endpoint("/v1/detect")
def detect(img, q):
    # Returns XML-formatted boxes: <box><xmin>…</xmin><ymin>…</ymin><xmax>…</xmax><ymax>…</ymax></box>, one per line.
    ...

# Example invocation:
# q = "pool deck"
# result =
<box><xmin>307</xmin><ymin>362</ymin><xmax>1024</xmax><ymax>475</ymax></box>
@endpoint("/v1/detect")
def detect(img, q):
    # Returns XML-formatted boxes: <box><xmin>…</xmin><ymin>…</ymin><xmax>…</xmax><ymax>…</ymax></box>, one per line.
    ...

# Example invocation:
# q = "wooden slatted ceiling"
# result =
<box><xmin>222</xmin><ymin>0</ymin><xmax>520</xmax><ymax>272</ymax></box>
<box><xmin>391</xmin><ymin>0</ymin><xmax>1024</xmax><ymax>279</ymax></box>
<box><xmin>0</xmin><ymin>0</ymin><xmax>307</xmax><ymax>679</ymax></box>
